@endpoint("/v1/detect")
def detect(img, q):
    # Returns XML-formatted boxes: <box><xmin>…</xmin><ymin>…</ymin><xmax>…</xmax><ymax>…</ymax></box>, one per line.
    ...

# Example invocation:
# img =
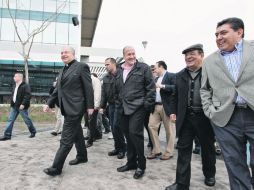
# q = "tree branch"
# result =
<box><xmin>6</xmin><ymin>0</ymin><xmax>24</xmax><ymax>44</ymax></box>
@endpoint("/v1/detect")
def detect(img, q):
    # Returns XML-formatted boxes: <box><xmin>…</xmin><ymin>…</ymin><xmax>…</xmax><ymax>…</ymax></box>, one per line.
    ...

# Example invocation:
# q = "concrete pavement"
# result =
<box><xmin>0</xmin><ymin>122</ymin><xmax>229</xmax><ymax>190</ymax></box>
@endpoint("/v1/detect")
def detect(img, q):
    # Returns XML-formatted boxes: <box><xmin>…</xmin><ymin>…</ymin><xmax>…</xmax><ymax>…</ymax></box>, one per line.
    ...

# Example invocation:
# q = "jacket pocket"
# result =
<box><xmin>72</xmin><ymin>97</ymin><xmax>84</xmax><ymax>102</ymax></box>
<box><xmin>213</xmin><ymin>101</ymin><xmax>221</xmax><ymax>107</ymax></box>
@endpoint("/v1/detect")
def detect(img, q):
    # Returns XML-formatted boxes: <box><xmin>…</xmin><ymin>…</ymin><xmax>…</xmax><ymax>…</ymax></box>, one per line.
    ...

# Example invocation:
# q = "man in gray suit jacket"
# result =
<box><xmin>200</xmin><ymin>17</ymin><xmax>254</xmax><ymax>190</ymax></box>
<box><xmin>43</xmin><ymin>46</ymin><xmax>94</xmax><ymax>176</ymax></box>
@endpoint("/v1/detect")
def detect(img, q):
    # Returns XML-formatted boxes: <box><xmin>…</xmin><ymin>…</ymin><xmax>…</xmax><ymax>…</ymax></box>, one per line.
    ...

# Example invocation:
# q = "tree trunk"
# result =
<box><xmin>24</xmin><ymin>58</ymin><xmax>29</xmax><ymax>84</ymax></box>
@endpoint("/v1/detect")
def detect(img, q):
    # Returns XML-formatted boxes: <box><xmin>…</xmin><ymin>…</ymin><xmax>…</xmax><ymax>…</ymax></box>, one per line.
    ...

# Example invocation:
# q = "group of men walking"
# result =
<box><xmin>1</xmin><ymin>17</ymin><xmax>254</xmax><ymax>190</ymax></box>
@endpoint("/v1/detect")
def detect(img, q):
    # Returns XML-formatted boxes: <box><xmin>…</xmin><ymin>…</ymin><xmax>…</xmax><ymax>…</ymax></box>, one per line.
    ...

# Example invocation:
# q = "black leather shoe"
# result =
<box><xmin>86</xmin><ymin>141</ymin><xmax>93</xmax><ymax>148</ymax></box>
<box><xmin>204</xmin><ymin>177</ymin><xmax>216</xmax><ymax>186</ymax></box>
<box><xmin>192</xmin><ymin>148</ymin><xmax>200</xmax><ymax>154</ymax></box>
<box><xmin>133</xmin><ymin>168</ymin><xmax>145</xmax><ymax>179</ymax></box>
<box><xmin>29</xmin><ymin>133</ymin><xmax>36</xmax><ymax>138</ymax></box>
<box><xmin>93</xmin><ymin>135</ymin><xmax>102</xmax><ymax>141</ymax></box>
<box><xmin>108</xmin><ymin>149</ymin><xmax>119</xmax><ymax>156</ymax></box>
<box><xmin>117</xmin><ymin>164</ymin><xmax>137</xmax><ymax>172</ymax></box>
<box><xmin>51</xmin><ymin>131</ymin><xmax>57</xmax><ymax>136</ymax></box>
<box><xmin>43</xmin><ymin>167</ymin><xmax>61</xmax><ymax>176</ymax></box>
<box><xmin>69</xmin><ymin>158</ymin><xmax>88</xmax><ymax>165</ymax></box>
<box><xmin>0</xmin><ymin>136</ymin><xmax>11</xmax><ymax>141</ymax></box>
<box><xmin>165</xmin><ymin>183</ymin><xmax>189</xmax><ymax>190</ymax></box>
<box><xmin>104</xmin><ymin>130</ymin><xmax>110</xmax><ymax>134</ymax></box>
<box><xmin>117</xmin><ymin>152</ymin><xmax>125</xmax><ymax>159</ymax></box>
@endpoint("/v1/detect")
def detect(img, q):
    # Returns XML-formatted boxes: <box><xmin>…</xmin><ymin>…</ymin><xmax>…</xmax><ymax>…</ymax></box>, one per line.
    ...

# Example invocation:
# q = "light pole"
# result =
<box><xmin>142</xmin><ymin>41</ymin><xmax>148</xmax><ymax>63</ymax></box>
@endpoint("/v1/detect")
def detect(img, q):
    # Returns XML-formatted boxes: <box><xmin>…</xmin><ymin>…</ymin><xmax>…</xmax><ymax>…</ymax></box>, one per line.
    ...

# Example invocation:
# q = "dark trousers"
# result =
<box><xmin>108</xmin><ymin>104</ymin><xmax>126</xmax><ymax>152</ymax></box>
<box><xmin>144</xmin><ymin>111</ymin><xmax>153</xmax><ymax>147</ymax></box>
<box><xmin>250</xmin><ymin>146</ymin><xmax>254</xmax><ymax>189</ymax></box>
<box><xmin>212</xmin><ymin>107</ymin><xmax>254</xmax><ymax>190</ymax></box>
<box><xmin>120</xmin><ymin>107</ymin><xmax>146</xmax><ymax>170</ymax></box>
<box><xmin>176</xmin><ymin>112</ymin><xmax>216</xmax><ymax>187</ymax></box>
<box><xmin>52</xmin><ymin>114</ymin><xmax>86</xmax><ymax>171</ymax></box>
<box><xmin>88</xmin><ymin>110</ymin><xmax>100</xmax><ymax>143</ymax></box>
<box><xmin>101</xmin><ymin>112</ymin><xmax>111</xmax><ymax>132</ymax></box>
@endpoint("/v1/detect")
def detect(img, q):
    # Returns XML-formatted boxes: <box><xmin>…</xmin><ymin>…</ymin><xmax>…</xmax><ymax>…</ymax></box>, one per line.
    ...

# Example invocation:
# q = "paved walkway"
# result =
<box><xmin>0</xmin><ymin>122</ymin><xmax>229</xmax><ymax>190</ymax></box>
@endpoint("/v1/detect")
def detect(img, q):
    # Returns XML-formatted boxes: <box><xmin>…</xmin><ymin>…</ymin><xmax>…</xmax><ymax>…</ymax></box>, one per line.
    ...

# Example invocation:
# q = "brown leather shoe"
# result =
<box><xmin>160</xmin><ymin>154</ymin><xmax>173</xmax><ymax>160</ymax></box>
<box><xmin>147</xmin><ymin>152</ymin><xmax>162</xmax><ymax>159</ymax></box>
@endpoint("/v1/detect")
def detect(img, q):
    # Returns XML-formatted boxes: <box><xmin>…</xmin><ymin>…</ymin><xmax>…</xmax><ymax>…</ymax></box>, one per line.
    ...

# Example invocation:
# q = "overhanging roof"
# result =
<box><xmin>81</xmin><ymin>0</ymin><xmax>103</xmax><ymax>47</ymax></box>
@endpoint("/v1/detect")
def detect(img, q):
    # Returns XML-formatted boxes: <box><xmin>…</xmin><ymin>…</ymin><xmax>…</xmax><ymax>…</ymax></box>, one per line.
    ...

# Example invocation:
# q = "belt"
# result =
<box><xmin>187</xmin><ymin>107</ymin><xmax>203</xmax><ymax>112</ymax></box>
<box><xmin>187</xmin><ymin>107</ymin><xmax>203</xmax><ymax>116</ymax></box>
<box><xmin>235</xmin><ymin>103</ymin><xmax>248</xmax><ymax>109</ymax></box>
<box><xmin>155</xmin><ymin>102</ymin><xmax>162</xmax><ymax>105</ymax></box>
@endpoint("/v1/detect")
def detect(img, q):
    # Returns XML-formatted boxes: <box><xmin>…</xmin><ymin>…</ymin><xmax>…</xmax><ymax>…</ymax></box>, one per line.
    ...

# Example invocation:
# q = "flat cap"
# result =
<box><xmin>182</xmin><ymin>44</ymin><xmax>203</xmax><ymax>54</ymax></box>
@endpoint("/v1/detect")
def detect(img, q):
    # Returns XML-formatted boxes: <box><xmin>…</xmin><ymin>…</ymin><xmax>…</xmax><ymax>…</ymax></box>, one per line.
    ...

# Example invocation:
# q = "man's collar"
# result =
<box><xmin>65</xmin><ymin>59</ymin><xmax>76</xmax><ymax>66</ymax></box>
<box><xmin>159</xmin><ymin>70</ymin><xmax>166</xmax><ymax>77</ymax></box>
<box><xmin>220</xmin><ymin>39</ymin><xmax>243</xmax><ymax>55</ymax></box>
<box><xmin>16</xmin><ymin>81</ymin><xmax>23</xmax><ymax>86</ymax></box>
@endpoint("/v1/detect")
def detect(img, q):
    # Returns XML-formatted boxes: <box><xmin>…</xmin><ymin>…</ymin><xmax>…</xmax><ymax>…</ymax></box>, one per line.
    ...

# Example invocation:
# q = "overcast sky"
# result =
<box><xmin>92</xmin><ymin>0</ymin><xmax>254</xmax><ymax>72</ymax></box>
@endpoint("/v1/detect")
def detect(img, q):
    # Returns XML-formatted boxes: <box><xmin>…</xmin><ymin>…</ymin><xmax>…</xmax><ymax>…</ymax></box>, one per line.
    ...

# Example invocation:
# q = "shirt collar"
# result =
<box><xmin>220</xmin><ymin>39</ymin><xmax>243</xmax><ymax>55</ymax></box>
<box><xmin>16</xmin><ymin>81</ymin><xmax>22</xmax><ymax>86</ymax></box>
<box><xmin>159</xmin><ymin>70</ymin><xmax>166</xmax><ymax>78</ymax></box>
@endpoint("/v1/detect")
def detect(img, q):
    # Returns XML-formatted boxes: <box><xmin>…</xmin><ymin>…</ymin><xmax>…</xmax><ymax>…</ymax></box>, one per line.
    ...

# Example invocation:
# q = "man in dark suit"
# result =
<box><xmin>116</xmin><ymin>46</ymin><xmax>155</xmax><ymax>179</ymax></box>
<box><xmin>43</xmin><ymin>46</ymin><xmax>94</xmax><ymax>176</ymax></box>
<box><xmin>147</xmin><ymin>61</ymin><xmax>175</xmax><ymax>160</ymax></box>
<box><xmin>165</xmin><ymin>44</ymin><xmax>216</xmax><ymax>190</ymax></box>
<box><xmin>0</xmin><ymin>72</ymin><xmax>36</xmax><ymax>140</ymax></box>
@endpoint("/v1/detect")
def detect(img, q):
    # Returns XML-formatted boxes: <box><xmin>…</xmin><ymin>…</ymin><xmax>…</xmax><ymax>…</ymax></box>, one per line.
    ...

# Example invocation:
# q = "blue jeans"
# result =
<box><xmin>108</xmin><ymin>104</ymin><xmax>126</xmax><ymax>152</ymax></box>
<box><xmin>4</xmin><ymin>107</ymin><xmax>36</xmax><ymax>138</ymax></box>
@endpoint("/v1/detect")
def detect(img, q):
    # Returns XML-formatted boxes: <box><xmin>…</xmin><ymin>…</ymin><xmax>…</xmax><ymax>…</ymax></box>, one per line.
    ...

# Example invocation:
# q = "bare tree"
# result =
<box><xmin>6</xmin><ymin>0</ymin><xmax>67</xmax><ymax>83</ymax></box>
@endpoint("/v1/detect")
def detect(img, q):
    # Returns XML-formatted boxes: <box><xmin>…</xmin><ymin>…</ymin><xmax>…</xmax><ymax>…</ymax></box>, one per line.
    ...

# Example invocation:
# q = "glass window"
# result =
<box><xmin>1</xmin><ymin>18</ymin><xmax>15</xmax><ymax>41</ymax></box>
<box><xmin>70</xmin><ymin>2</ymin><xmax>79</xmax><ymax>15</ymax></box>
<box><xmin>14</xmin><ymin>19</ymin><xmax>29</xmax><ymax>42</ymax></box>
<box><xmin>16</xmin><ymin>0</ymin><xmax>30</xmax><ymax>10</ymax></box>
<box><xmin>29</xmin><ymin>20</ymin><xmax>43</xmax><ymax>43</ymax></box>
<box><xmin>57</xmin><ymin>13</ymin><xmax>69</xmax><ymax>23</ymax></box>
<box><xmin>43</xmin><ymin>0</ymin><xmax>57</xmax><ymax>12</ymax></box>
<box><xmin>0</xmin><ymin>3</ymin><xmax>2</xmax><ymax>40</ymax></box>
<box><xmin>69</xmin><ymin>23</ymin><xmax>79</xmax><ymax>45</ymax></box>
<box><xmin>1</xmin><ymin>8</ymin><xmax>16</xmax><ymax>19</ymax></box>
<box><xmin>2</xmin><ymin>0</ymin><xmax>16</xmax><ymax>9</ymax></box>
<box><xmin>16</xmin><ymin>9</ymin><xmax>29</xmax><ymax>20</ymax></box>
<box><xmin>30</xmin><ymin>10</ymin><xmax>43</xmax><ymax>21</ymax></box>
<box><xmin>42</xmin><ymin>21</ymin><xmax>56</xmax><ymax>44</ymax></box>
<box><xmin>57</xmin><ymin>0</ymin><xmax>69</xmax><ymax>14</ymax></box>
<box><xmin>55</xmin><ymin>22</ymin><xmax>68</xmax><ymax>44</ymax></box>
<box><xmin>30</xmin><ymin>0</ymin><xmax>43</xmax><ymax>12</ymax></box>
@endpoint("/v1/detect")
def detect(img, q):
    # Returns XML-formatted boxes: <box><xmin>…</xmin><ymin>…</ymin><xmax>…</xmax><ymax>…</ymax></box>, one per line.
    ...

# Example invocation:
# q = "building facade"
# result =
<box><xmin>0</xmin><ymin>0</ymin><xmax>81</xmax><ymax>103</ymax></box>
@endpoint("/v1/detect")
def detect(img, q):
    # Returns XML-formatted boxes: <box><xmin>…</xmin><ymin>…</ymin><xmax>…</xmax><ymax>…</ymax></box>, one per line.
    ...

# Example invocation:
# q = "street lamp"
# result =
<box><xmin>142</xmin><ymin>41</ymin><xmax>148</xmax><ymax>63</ymax></box>
<box><xmin>142</xmin><ymin>41</ymin><xmax>148</xmax><ymax>50</ymax></box>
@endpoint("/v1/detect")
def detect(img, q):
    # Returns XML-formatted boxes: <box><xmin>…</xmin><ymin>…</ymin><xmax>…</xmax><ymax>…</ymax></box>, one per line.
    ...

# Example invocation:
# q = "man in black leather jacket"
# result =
<box><xmin>100</xmin><ymin>57</ymin><xmax>126</xmax><ymax>159</ymax></box>
<box><xmin>115</xmin><ymin>46</ymin><xmax>155</xmax><ymax>179</ymax></box>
